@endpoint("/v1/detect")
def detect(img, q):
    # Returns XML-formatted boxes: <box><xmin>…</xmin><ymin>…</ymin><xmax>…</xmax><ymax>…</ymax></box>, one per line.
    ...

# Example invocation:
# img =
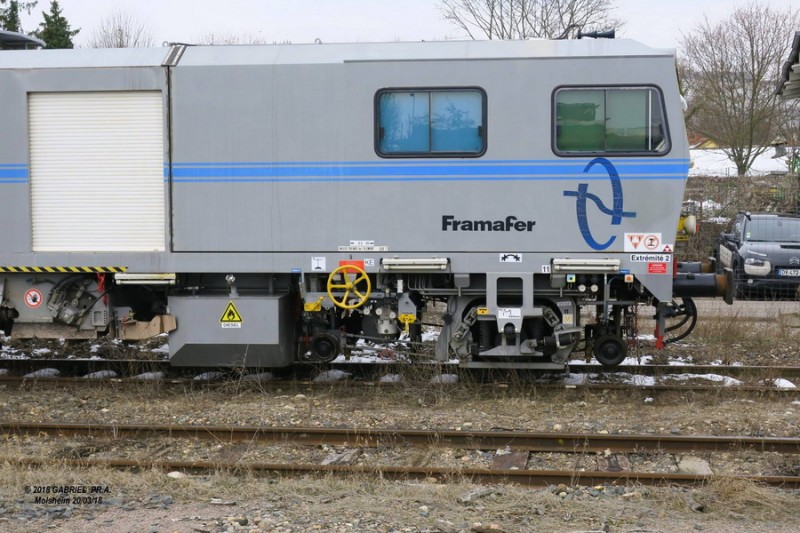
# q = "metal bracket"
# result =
<box><xmin>452</xmin><ymin>307</ymin><xmax>477</xmax><ymax>342</ymax></box>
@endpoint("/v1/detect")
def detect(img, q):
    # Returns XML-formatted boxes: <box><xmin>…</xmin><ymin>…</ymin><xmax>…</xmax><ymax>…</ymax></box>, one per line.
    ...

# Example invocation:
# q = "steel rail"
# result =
<box><xmin>0</xmin><ymin>375</ymin><xmax>798</xmax><ymax>395</ymax></box>
<box><xmin>4</xmin><ymin>422</ymin><xmax>800</xmax><ymax>454</ymax></box>
<box><xmin>5</xmin><ymin>456</ymin><xmax>800</xmax><ymax>488</ymax></box>
<box><xmin>0</xmin><ymin>377</ymin><xmax>188</xmax><ymax>387</ymax></box>
<box><xmin>569</xmin><ymin>364</ymin><xmax>800</xmax><ymax>378</ymax></box>
<box><xmin>556</xmin><ymin>383</ymin><xmax>800</xmax><ymax>393</ymax></box>
<box><xmin>3</xmin><ymin>358</ymin><xmax>800</xmax><ymax>379</ymax></box>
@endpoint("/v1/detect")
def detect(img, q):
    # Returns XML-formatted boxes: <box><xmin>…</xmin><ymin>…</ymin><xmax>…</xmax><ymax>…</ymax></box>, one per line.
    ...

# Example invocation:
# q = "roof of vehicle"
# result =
<box><xmin>0</xmin><ymin>38</ymin><xmax>674</xmax><ymax>70</ymax></box>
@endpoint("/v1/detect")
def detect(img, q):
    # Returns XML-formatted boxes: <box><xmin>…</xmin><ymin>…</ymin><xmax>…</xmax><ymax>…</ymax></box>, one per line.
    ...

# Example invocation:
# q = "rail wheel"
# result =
<box><xmin>327</xmin><ymin>265</ymin><xmax>371</xmax><ymax>309</ymax></box>
<box><xmin>309</xmin><ymin>331</ymin><xmax>341</xmax><ymax>363</ymax></box>
<box><xmin>592</xmin><ymin>334</ymin><xmax>627</xmax><ymax>367</ymax></box>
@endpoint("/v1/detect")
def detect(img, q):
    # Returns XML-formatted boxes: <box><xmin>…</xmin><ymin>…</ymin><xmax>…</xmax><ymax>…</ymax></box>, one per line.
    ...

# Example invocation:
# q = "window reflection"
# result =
<box><xmin>378</xmin><ymin>89</ymin><xmax>485</xmax><ymax>156</ymax></box>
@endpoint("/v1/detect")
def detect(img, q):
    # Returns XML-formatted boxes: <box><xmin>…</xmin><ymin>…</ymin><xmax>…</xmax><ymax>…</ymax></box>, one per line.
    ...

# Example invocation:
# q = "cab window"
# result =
<box><xmin>376</xmin><ymin>88</ymin><xmax>486</xmax><ymax>157</ymax></box>
<box><xmin>554</xmin><ymin>87</ymin><xmax>669</xmax><ymax>155</ymax></box>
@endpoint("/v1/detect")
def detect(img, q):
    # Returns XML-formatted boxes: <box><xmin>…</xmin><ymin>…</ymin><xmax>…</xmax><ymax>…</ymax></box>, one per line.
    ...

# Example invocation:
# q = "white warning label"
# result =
<box><xmin>630</xmin><ymin>254</ymin><xmax>672</xmax><ymax>263</ymax></box>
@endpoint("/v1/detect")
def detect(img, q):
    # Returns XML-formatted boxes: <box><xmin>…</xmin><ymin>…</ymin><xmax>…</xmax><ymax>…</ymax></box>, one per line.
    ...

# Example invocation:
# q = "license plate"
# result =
<box><xmin>777</xmin><ymin>269</ymin><xmax>800</xmax><ymax>277</ymax></box>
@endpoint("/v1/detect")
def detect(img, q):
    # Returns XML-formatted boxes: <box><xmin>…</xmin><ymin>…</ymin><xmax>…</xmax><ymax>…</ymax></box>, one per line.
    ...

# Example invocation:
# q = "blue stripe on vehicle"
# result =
<box><xmin>169</xmin><ymin>159</ymin><xmax>691</xmax><ymax>167</ymax></box>
<box><xmin>0</xmin><ymin>160</ymin><xmax>689</xmax><ymax>185</ymax></box>
<box><xmin>167</xmin><ymin>159</ymin><xmax>690</xmax><ymax>182</ymax></box>
<box><xmin>0</xmin><ymin>165</ymin><xmax>28</xmax><ymax>183</ymax></box>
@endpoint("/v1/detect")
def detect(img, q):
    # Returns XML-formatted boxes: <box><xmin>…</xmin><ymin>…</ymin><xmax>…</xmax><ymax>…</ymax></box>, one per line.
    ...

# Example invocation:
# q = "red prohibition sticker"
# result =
<box><xmin>24</xmin><ymin>288</ymin><xmax>43</xmax><ymax>308</ymax></box>
<box><xmin>643</xmin><ymin>234</ymin><xmax>661</xmax><ymax>250</ymax></box>
<box><xmin>338</xmin><ymin>259</ymin><xmax>365</xmax><ymax>273</ymax></box>
<box><xmin>647</xmin><ymin>263</ymin><xmax>668</xmax><ymax>274</ymax></box>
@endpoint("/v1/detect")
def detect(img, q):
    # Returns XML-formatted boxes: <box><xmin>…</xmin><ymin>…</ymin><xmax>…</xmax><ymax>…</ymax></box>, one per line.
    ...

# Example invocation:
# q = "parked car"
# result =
<box><xmin>715</xmin><ymin>212</ymin><xmax>800</xmax><ymax>297</ymax></box>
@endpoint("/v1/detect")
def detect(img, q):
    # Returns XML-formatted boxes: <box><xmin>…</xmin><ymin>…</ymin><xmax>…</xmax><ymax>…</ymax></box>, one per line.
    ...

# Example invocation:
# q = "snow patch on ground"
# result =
<box><xmin>313</xmin><ymin>369</ymin><xmax>352</xmax><ymax>382</ymax></box>
<box><xmin>24</xmin><ymin>368</ymin><xmax>60</xmax><ymax>378</ymax></box>
<box><xmin>665</xmin><ymin>373</ymin><xmax>742</xmax><ymax>387</ymax></box>
<box><xmin>131</xmin><ymin>371</ymin><xmax>165</xmax><ymax>381</ymax></box>
<box><xmin>421</xmin><ymin>330</ymin><xmax>439</xmax><ymax>342</ymax></box>
<box><xmin>772</xmin><ymin>378</ymin><xmax>797</xmax><ymax>389</ymax></box>
<box><xmin>690</xmin><ymin>148</ymin><xmax>789</xmax><ymax>177</ymax></box>
<box><xmin>193</xmin><ymin>371</ymin><xmax>225</xmax><ymax>381</ymax></box>
<box><xmin>83</xmin><ymin>370</ymin><xmax>118</xmax><ymax>379</ymax></box>
<box><xmin>626</xmin><ymin>374</ymin><xmax>656</xmax><ymax>387</ymax></box>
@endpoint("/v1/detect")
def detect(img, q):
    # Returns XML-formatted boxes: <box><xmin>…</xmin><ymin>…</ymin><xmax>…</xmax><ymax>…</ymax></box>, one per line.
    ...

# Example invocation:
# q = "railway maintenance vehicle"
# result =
<box><xmin>0</xmin><ymin>35</ymin><xmax>730</xmax><ymax>369</ymax></box>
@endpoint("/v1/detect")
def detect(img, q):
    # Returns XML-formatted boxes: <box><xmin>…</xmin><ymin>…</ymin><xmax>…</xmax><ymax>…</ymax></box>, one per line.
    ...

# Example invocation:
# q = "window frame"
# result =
<box><xmin>374</xmin><ymin>86</ymin><xmax>488</xmax><ymax>158</ymax></box>
<box><xmin>551</xmin><ymin>84</ymin><xmax>671</xmax><ymax>157</ymax></box>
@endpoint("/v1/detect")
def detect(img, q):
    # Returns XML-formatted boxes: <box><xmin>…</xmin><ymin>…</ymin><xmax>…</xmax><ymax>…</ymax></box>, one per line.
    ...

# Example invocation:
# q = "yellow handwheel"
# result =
<box><xmin>327</xmin><ymin>264</ymin><xmax>371</xmax><ymax>309</ymax></box>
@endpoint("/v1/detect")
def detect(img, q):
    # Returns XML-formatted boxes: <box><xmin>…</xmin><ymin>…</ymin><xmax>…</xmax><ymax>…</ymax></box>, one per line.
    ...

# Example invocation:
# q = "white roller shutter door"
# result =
<box><xmin>29</xmin><ymin>91</ymin><xmax>165</xmax><ymax>252</ymax></box>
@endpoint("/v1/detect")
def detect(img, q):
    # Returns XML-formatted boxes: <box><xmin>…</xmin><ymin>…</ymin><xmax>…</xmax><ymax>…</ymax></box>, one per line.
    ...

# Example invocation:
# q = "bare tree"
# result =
<box><xmin>194</xmin><ymin>32</ymin><xmax>273</xmax><ymax>45</ymax></box>
<box><xmin>440</xmin><ymin>0</ymin><xmax>621</xmax><ymax>40</ymax></box>
<box><xmin>681</xmin><ymin>3</ymin><xmax>800</xmax><ymax>176</ymax></box>
<box><xmin>88</xmin><ymin>9</ymin><xmax>153</xmax><ymax>48</ymax></box>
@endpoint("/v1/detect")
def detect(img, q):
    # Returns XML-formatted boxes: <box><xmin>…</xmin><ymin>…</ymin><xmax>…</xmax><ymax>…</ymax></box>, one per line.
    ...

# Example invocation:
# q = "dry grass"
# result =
<box><xmin>689</xmin><ymin>477</ymin><xmax>799</xmax><ymax>522</ymax></box>
<box><xmin>3</xmin><ymin>304</ymin><xmax>800</xmax><ymax>531</ymax></box>
<box><xmin>7</xmin><ymin>461</ymin><xmax>798</xmax><ymax>531</ymax></box>
<box><xmin>2</xmin><ymin>431</ymin><xmax>800</xmax><ymax>532</ymax></box>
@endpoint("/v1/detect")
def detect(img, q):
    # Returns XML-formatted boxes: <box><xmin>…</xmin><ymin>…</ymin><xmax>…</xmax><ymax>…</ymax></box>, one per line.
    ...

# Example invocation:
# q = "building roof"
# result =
<box><xmin>0</xmin><ymin>29</ymin><xmax>44</xmax><ymax>50</ymax></box>
<box><xmin>778</xmin><ymin>31</ymin><xmax>800</xmax><ymax>99</ymax></box>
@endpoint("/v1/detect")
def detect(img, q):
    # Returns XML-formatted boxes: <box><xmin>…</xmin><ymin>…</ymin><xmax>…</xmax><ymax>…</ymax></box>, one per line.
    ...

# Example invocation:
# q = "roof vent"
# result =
<box><xmin>578</xmin><ymin>29</ymin><xmax>616</xmax><ymax>39</ymax></box>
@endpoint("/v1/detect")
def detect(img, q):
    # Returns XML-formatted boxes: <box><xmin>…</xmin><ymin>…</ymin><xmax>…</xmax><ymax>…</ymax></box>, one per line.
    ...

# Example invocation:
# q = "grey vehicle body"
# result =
<box><xmin>717</xmin><ymin>212</ymin><xmax>800</xmax><ymax>295</ymax></box>
<box><xmin>0</xmin><ymin>38</ymin><xmax>718</xmax><ymax>369</ymax></box>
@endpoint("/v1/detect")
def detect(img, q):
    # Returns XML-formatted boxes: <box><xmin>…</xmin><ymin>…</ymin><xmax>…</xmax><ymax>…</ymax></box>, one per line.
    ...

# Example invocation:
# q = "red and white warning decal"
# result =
<box><xmin>647</xmin><ymin>263</ymin><xmax>669</xmax><ymax>274</ymax></box>
<box><xmin>625</xmin><ymin>233</ymin><xmax>672</xmax><ymax>252</ymax></box>
<box><xmin>338</xmin><ymin>259</ymin><xmax>365</xmax><ymax>273</ymax></box>
<box><xmin>24</xmin><ymin>288</ymin><xmax>43</xmax><ymax>308</ymax></box>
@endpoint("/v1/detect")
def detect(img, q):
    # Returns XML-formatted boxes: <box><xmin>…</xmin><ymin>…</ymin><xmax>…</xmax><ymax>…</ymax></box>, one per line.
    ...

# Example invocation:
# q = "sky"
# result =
<box><xmin>13</xmin><ymin>0</ymin><xmax>800</xmax><ymax>50</ymax></box>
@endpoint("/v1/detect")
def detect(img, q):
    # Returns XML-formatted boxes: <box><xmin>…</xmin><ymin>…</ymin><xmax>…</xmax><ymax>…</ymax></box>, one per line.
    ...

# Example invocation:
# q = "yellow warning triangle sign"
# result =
<box><xmin>220</xmin><ymin>301</ymin><xmax>243</xmax><ymax>323</ymax></box>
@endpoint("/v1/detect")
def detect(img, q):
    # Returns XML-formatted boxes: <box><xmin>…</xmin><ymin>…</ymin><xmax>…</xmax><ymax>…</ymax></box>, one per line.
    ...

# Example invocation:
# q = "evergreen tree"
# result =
<box><xmin>1</xmin><ymin>1</ymin><xmax>37</xmax><ymax>33</ymax></box>
<box><xmin>0</xmin><ymin>0</ymin><xmax>20</xmax><ymax>32</ymax></box>
<box><xmin>32</xmin><ymin>0</ymin><xmax>78</xmax><ymax>49</ymax></box>
<box><xmin>2</xmin><ymin>1</ymin><xmax>22</xmax><ymax>32</ymax></box>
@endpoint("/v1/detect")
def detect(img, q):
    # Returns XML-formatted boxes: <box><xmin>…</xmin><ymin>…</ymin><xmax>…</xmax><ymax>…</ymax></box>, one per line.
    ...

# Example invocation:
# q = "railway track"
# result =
<box><xmin>6</xmin><ymin>456</ymin><xmax>799</xmax><ymax>488</ymax></box>
<box><xmin>4</xmin><ymin>422</ymin><xmax>800</xmax><ymax>454</ymax></box>
<box><xmin>4</xmin><ymin>422</ymin><xmax>799</xmax><ymax>488</ymax></box>
<box><xmin>1</xmin><ymin>376</ymin><xmax>798</xmax><ymax>395</ymax></box>
<box><xmin>0</xmin><ymin>367</ymin><xmax>798</xmax><ymax>395</ymax></box>
<box><xmin>573</xmin><ymin>364</ymin><xmax>800</xmax><ymax>378</ymax></box>
<box><xmin>1</xmin><ymin>357</ymin><xmax>799</xmax><ymax>380</ymax></box>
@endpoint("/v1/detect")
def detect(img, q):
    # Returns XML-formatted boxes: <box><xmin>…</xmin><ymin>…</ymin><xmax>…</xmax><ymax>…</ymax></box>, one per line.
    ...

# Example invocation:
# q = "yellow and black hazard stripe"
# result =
<box><xmin>0</xmin><ymin>266</ymin><xmax>128</xmax><ymax>273</ymax></box>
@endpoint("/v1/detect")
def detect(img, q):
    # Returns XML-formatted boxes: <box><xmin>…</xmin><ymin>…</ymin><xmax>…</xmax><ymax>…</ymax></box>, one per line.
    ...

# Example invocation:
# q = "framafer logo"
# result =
<box><xmin>563</xmin><ymin>157</ymin><xmax>636</xmax><ymax>250</ymax></box>
<box><xmin>442</xmin><ymin>215</ymin><xmax>536</xmax><ymax>232</ymax></box>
